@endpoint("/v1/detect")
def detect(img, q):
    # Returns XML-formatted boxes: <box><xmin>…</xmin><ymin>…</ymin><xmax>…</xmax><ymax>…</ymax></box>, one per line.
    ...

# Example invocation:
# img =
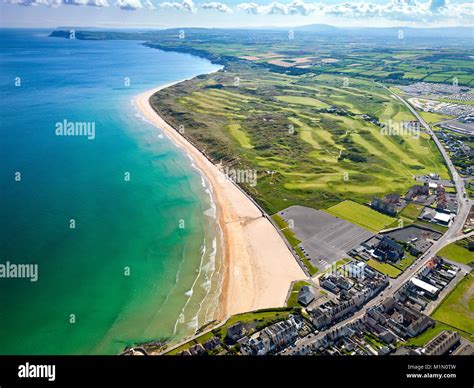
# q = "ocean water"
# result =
<box><xmin>0</xmin><ymin>29</ymin><xmax>223</xmax><ymax>354</ymax></box>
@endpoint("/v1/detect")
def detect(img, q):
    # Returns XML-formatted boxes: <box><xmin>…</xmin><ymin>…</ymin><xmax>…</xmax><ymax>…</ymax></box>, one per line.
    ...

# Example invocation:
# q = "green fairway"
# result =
<box><xmin>432</xmin><ymin>273</ymin><xmax>474</xmax><ymax>336</ymax></box>
<box><xmin>325</xmin><ymin>200</ymin><xmax>397</xmax><ymax>232</ymax></box>
<box><xmin>437</xmin><ymin>238</ymin><xmax>474</xmax><ymax>265</ymax></box>
<box><xmin>366</xmin><ymin>258</ymin><xmax>402</xmax><ymax>278</ymax></box>
<box><xmin>152</xmin><ymin>61</ymin><xmax>450</xmax><ymax>214</ymax></box>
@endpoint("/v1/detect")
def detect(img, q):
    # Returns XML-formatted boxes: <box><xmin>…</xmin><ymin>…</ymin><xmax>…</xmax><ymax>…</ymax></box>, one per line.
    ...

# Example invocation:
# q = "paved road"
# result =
<box><xmin>283</xmin><ymin>92</ymin><xmax>473</xmax><ymax>355</ymax></box>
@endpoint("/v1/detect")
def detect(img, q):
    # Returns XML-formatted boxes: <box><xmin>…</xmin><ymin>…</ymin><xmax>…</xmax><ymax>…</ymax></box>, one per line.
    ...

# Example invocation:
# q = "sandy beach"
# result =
<box><xmin>135</xmin><ymin>81</ymin><xmax>305</xmax><ymax>322</ymax></box>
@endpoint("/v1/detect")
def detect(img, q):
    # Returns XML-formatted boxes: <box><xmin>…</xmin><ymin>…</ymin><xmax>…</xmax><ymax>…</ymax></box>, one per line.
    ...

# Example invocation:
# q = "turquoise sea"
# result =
<box><xmin>0</xmin><ymin>29</ymin><xmax>223</xmax><ymax>354</ymax></box>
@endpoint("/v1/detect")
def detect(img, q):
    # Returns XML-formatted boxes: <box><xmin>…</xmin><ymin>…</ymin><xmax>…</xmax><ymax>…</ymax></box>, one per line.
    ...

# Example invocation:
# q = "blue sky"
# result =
<box><xmin>1</xmin><ymin>0</ymin><xmax>473</xmax><ymax>28</ymax></box>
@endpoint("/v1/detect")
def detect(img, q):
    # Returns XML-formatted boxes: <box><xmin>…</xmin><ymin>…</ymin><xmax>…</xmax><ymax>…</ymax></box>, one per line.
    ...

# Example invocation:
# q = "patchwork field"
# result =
<box><xmin>152</xmin><ymin>61</ymin><xmax>450</xmax><ymax>214</ymax></box>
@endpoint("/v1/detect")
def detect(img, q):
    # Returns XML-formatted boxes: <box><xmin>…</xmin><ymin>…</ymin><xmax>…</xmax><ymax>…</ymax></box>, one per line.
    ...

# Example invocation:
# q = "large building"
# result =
<box><xmin>410</xmin><ymin>277</ymin><xmax>440</xmax><ymax>299</ymax></box>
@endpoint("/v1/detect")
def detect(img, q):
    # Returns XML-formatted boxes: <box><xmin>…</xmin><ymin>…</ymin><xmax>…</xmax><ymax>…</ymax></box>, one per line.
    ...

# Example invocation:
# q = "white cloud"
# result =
<box><xmin>4</xmin><ymin>0</ymin><xmax>51</xmax><ymax>6</ymax></box>
<box><xmin>234</xmin><ymin>0</ymin><xmax>473</xmax><ymax>21</ymax></box>
<box><xmin>264</xmin><ymin>1</ymin><xmax>288</xmax><ymax>14</ymax></box>
<box><xmin>201</xmin><ymin>1</ymin><xmax>232</xmax><ymax>13</ymax></box>
<box><xmin>115</xmin><ymin>0</ymin><xmax>143</xmax><ymax>10</ymax></box>
<box><xmin>236</xmin><ymin>2</ymin><xmax>259</xmax><ymax>14</ymax></box>
<box><xmin>287</xmin><ymin>0</ymin><xmax>321</xmax><ymax>16</ymax></box>
<box><xmin>64</xmin><ymin>0</ymin><xmax>109</xmax><ymax>6</ymax></box>
<box><xmin>5</xmin><ymin>0</ymin><xmax>109</xmax><ymax>5</ymax></box>
<box><xmin>143</xmin><ymin>0</ymin><xmax>156</xmax><ymax>9</ymax></box>
<box><xmin>159</xmin><ymin>0</ymin><xmax>196</xmax><ymax>12</ymax></box>
<box><xmin>4</xmin><ymin>0</ymin><xmax>473</xmax><ymax>22</ymax></box>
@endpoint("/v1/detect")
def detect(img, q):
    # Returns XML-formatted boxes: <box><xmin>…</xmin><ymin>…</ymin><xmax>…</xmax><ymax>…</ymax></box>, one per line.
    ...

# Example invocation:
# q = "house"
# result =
<box><xmin>320</xmin><ymin>278</ymin><xmax>339</xmax><ymax>293</ymax></box>
<box><xmin>298</xmin><ymin>285</ymin><xmax>316</xmax><ymax>306</ymax></box>
<box><xmin>203</xmin><ymin>337</ymin><xmax>221</xmax><ymax>351</ymax></box>
<box><xmin>374</xmin><ymin>236</ymin><xmax>404</xmax><ymax>262</ymax></box>
<box><xmin>226</xmin><ymin>322</ymin><xmax>245</xmax><ymax>342</ymax></box>
<box><xmin>405</xmin><ymin>185</ymin><xmax>429</xmax><ymax>201</ymax></box>
<box><xmin>371</xmin><ymin>197</ymin><xmax>397</xmax><ymax>216</ymax></box>
<box><xmin>408</xmin><ymin>315</ymin><xmax>434</xmax><ymax>337</ymax></box>
<box><xmin>188</xmin><ymin>343</ymin><xmax>206</xmax><ymax>356</ymax></box>
<box><xmin>244</xmin><ymin>316</ymin><xmax>301</xmax><ymax>355</ymax></box>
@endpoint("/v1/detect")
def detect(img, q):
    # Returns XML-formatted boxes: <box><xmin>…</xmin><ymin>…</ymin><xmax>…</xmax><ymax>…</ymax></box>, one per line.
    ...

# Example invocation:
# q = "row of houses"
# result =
<box><xmin>312</xmin><ymin>265</ymin><xmax>388</xmax><ymax>330</ymax></box>
<box><xmin>241</xmin><ymin>315</ymin><xmax>304</xmax><ymax>355</ymax></box>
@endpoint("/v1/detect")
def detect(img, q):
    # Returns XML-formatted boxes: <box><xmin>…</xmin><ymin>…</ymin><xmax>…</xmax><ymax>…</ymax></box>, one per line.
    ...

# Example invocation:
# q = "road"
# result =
<box><xmin>283</xmin><ymin>91</ymin><xmax>473</xmax><ymax>355</ymax></box>
<box><xmin>390</xmin><ymin>89</ymin><xmax>472</xmax><ymax>241</ymax></box>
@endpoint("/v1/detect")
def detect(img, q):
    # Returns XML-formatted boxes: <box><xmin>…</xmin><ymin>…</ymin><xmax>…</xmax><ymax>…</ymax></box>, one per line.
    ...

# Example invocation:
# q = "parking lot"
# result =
<box><xmin>278</xmin><ymin>205</ymin><xmax>374</xmax><ymax>271</ymax></box>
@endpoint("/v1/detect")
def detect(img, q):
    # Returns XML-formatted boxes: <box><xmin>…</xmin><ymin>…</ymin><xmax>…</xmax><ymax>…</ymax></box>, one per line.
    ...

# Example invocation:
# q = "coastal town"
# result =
<box><xmin>126</xmin><ymin>81</ymin><xmax>474</xmax><ymax>358</ymax></box>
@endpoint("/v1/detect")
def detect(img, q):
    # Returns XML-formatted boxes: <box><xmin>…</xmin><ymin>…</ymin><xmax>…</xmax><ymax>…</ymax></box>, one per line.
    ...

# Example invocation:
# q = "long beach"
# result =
<box><xmin>134</xmin><ymin>81</ymin><xmax>305</xmax><ymax>323</ymax></box>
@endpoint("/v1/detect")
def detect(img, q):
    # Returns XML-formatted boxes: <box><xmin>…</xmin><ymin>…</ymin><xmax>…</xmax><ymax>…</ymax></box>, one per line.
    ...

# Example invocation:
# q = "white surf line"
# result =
<box><xmin>207</xmin><ymin>222</ymin><xmax>227</xmax><ymax>322</ymax></box>
<box><xmin>172</xmin><ymin>238</ymin><xmax>207</xmax><ymax>336</ymax></box>
<box><xmin>194</xmin><ymin>237</ymin><xmax>217</xmax><ymax>329</ymax></box>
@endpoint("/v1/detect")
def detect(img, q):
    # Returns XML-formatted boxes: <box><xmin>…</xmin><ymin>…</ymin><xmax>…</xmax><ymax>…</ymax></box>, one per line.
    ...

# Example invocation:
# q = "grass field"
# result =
<box><xmin>287</xmin><ymin>280</ymin><xmax>312</xmax><ymax>307</ymax></box>
<box><xmin>366</xmin><ymin>258</ymin><xmax>402</xmax><ymax>278</ymax></box>
<box><xmin>419</xmin><ymin>111</ymin><xmax>455</xmax><ymax>124</ymax></box>
<box><xmin>394</xmin><ymin>253</ymin><xmax>416</xmax><ymax>271</ymax></box>
<box><xmin>399</xmin><ymin>203</ymin><xmax>424</xmax><ymax>223</ymax></box>
<box><xmin>437</xmin><ymin>238</ymin><xmax>474</xmax><ymax>265</ymax></box>
<box><xmin>432</xmin><ymin>273</ymin><xmax>474</xmax><ymax>337</ymax></box>
<box><xmin>325</xmin><ymin>200</ymin><xmax>397</xmax><ymax>232</ymax></box>
<box><xmin>404</xmin><ymin>322</ymin><xmax>472</xmax><ymax>347</ymax></box>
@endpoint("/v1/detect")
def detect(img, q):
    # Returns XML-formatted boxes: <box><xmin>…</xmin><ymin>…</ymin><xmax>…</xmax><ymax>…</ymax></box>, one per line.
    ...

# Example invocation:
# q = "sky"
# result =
<box><xmin>0</xmin><ymin>0</ymin><xmax>473</xmax><ymax>28</ymax></box>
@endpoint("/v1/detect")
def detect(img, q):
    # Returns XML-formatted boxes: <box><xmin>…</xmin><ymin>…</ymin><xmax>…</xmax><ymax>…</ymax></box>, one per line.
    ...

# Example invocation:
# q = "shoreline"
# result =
<box><xmin>134</xmin><ymin>77</ymin><xmax>305</xmax><ymax>328</ymax></box>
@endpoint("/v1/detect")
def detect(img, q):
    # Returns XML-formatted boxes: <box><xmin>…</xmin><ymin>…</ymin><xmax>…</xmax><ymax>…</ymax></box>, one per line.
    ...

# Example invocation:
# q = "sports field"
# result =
<box><xmin>325</xmin><ymin>200</ymin><xmax>397</xmax><ymax>232</ymax></box>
